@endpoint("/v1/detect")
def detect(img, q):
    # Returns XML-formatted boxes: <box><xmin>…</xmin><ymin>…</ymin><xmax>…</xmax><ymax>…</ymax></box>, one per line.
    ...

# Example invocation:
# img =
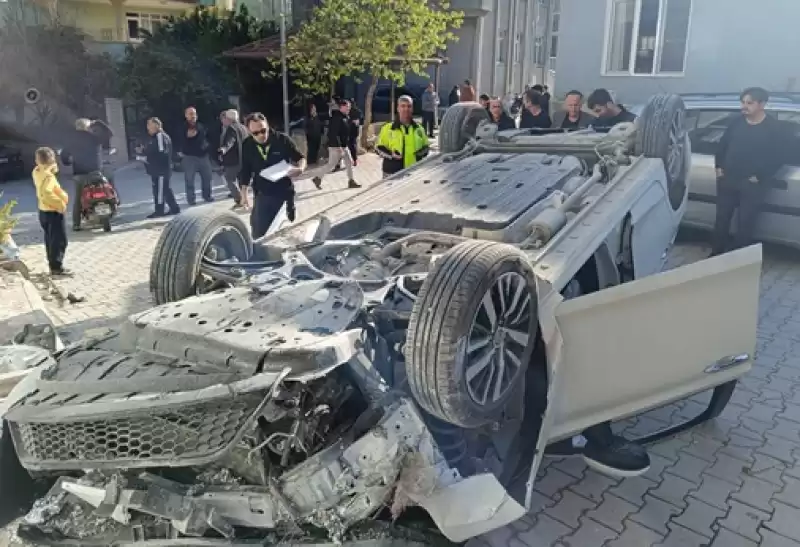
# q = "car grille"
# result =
<box><xmin>10</xmin><ymin>396</ymin><xmax>262</xmax><ymax>471</ymax></box>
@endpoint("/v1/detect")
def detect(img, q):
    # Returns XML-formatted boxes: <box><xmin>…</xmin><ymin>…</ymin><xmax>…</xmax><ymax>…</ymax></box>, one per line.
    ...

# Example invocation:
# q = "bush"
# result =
<box><xmin>0</xmin><ymin>192</ymin><xmax>18</xmax><ymax>244</ymax></box>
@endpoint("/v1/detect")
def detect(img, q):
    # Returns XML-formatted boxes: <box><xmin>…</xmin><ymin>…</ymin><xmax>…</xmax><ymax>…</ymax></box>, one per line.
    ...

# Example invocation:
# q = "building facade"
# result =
<box><xmin>11</xmin><ymin>0</ymin><xmax>233</xmax><ymax>58</ymax></box>
<box><xmin>436</xmin><ymin>0</ymin><xmax>557</xmax><ymax>99</ymax></box>
<box><xmin>555</xmin><ymin>0</ymin><xmax>800</xmax><ymax>105</ymax></box>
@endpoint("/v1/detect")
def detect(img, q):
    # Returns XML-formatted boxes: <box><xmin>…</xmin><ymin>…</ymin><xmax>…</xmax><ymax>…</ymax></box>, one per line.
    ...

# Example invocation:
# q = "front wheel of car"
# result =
<box><xmin>405</xmin><ymin>240</ymin><xmax>539</xmax><ymax>428</ymax></box>
<box><xmin>150</xmin><ymin>208</ymin><xmax>252</xmax><ymax>305</ymax></box>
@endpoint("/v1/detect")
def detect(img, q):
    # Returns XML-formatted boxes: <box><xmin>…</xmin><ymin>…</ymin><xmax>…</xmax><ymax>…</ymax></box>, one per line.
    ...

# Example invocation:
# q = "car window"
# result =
<box><xmin>687</xmin><ymin>109</ymin><xmax>739</xmax><ymax>156</ymax></box>
<box><xmin>774</xmin><ymin>111</ymin><xmax>800</xmax><ymax>167</ymax></box>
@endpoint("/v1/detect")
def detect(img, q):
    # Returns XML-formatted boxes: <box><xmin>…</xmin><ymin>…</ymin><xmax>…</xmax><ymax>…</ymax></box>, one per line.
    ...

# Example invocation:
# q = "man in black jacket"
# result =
<box><xmin>218</xmin><ymin>109</ymin><xmax>249</xmax><ymax>209</ymax></box>
<box><xmin>137</xmin><ymin>117</ymin><xmax>179</xmax><ymax>218</ymax></box>
<box><xmin>179</xmin><ymin>106</ymin><xmax>214</xmax><ymax>205</ymax></box>
<box><xmin>347</xmin><ymin>99</ymin><xmax>362</xmax><ymax>167</ymax></box>
<box><xmin>519</xmin><ymin>89</ymin><xmax>552</xmax><ymax>129</ymax></box>
<box><xmin>712</xmin><ymin>87</ymin><xmax>789</xmax><ymax>255</ymax></box>
<box><xmin>239</xmin><ymin>113</ymin><xmax>306</xmax><ymax>239</ymax></box>
<box><xmin>587</xmin><ymin>89</ymin><xmax>637</xmax><ymax>130</ymax></box>
<box><xmin>309</xmin><ymin>99</ymin><xmax>360</xmax><ymax>190</ymax></box>
<box><xmin>60</xmin><ymin>118</ymin><xmax>110</xmax><ymax>230</ymax></box>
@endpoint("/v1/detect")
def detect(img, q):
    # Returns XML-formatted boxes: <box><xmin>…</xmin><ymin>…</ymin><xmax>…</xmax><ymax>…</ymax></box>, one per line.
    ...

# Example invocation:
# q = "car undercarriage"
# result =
<box><xmin>0</xmin><ymin>94</ymin><xmax>763</xmax><ymax>546</ymax></box>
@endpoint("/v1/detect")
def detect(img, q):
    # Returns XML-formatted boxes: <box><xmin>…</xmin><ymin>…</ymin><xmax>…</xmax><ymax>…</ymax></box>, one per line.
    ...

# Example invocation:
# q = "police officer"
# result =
<box><xmin>375</xmin><ymin>95</ymin><xmax>430</xmax><ymax>177</ymax></box>
<box><xmin>239</xmin><ymin>112</ymin><xmax>306</xmax><ymax>239</ymax></box>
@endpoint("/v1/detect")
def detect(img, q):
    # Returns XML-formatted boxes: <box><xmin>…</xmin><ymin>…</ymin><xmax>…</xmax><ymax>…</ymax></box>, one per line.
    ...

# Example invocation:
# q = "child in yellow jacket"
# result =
<box><xmin>32</xmin><ymin>147</ymin><xmax>71</xmax><ymax>276</ymax></box>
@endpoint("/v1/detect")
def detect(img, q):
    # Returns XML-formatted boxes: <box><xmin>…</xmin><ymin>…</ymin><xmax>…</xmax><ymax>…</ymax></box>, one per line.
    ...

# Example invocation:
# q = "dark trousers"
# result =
<box><xmin>182</xmin><ymin>155</ymin><xmax>213</xmax><ymax>204</ymax></box>
<box><xmin>307</xmin><ymin>135</ymin><xmax>322</xmax><ymax>165</ymax></box>
<box><xmin>422</xmin><ymin>111</ymin><xmax>436</xmax><ymax>136</ymax></box>
<box><xmin>711</xmin><ymin>177</ymin><xmax>767</xmax><ymax>255</ymax></box>
<box><xmin>251</xmin><ymin>192</ymin><xmax>291</xmax><ymax>239</ymax></box>
<box><xmin>39</xmin><ymin>210</ymin><xmax>67</xmax><ymax>272</ymax></box>
<box><xmin>151</xmin><ymin>173</ymin><xmax>179</xmax><ymax>214</ymax></box>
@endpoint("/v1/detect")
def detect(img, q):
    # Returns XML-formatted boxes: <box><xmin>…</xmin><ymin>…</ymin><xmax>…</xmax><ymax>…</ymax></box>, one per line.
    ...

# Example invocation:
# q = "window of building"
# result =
<box><xmin>126</xmin><ymin>12</ymin><xmax>170</xmax><ymax>42</ymax></box>
<box><xmin>604</xmin><ymin>0</ymin><xmax>692</xmax><ymax>76</ymax></box>
<box><xmin>549</xmin><ymin>0</ymin><xmax>560</xmax><ymax>71</ymax></box>
<box><xmin>497</xmin><ymin>29</ymin><xmax>508</xmax><ymax>64</ymax></box>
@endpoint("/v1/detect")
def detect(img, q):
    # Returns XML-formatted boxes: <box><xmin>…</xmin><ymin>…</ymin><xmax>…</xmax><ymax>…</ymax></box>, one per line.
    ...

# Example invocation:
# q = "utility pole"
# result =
<box><xmin>279</xmin><ymin>0</ymin><xmax>290</xmax><ymax>134</ymax></box>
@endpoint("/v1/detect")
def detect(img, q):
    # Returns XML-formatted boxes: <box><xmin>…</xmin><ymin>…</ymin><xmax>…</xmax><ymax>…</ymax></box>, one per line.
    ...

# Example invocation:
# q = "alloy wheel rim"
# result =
<box><xmin>465</xmin><ymin>272</ymin><xmax>533</xmax><ymax>406</ymax></box>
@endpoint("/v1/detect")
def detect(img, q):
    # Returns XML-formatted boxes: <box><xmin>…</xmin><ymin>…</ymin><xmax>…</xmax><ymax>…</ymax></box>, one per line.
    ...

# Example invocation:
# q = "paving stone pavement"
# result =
<box><xmin>10</xmin><ymin>151</ymin><xmax>800</xmax><ymax>545</ymax></box>
<box><xmin>13</xmin><ymin>154</ymin><xmax>384</xmax><ymax>341</ymax></box>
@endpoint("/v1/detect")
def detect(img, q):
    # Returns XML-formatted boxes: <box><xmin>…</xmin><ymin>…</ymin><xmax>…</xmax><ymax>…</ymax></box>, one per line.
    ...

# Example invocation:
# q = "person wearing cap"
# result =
<box><xmin>375</xmin><ymin>95</ymin><xmax>429</xmax><ymax>177</ymax></box>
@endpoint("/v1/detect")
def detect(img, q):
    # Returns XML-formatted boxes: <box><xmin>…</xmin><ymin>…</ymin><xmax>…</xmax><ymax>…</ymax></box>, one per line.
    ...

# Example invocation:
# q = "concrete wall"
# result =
<box><xmin>556</xmin><ymin>0</ymin><xmax>800</xmax><ymax>105</ymax></box>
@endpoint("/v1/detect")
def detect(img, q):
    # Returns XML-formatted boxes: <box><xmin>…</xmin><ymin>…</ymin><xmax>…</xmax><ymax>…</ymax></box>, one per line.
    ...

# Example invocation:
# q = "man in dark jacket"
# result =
<box><xmin>347</xmin><ymin>99</ymin><xmax>362</xmax><ymax>167</ymax></box>
<box><xmin>552</xmin><ymin>90</ymin><xmax>595</xmax><ymax>130</ymax></box>
<box><xmin>519</xmin><ymin>89</ymin><xmax>552</xmax><ymax>129</ymax></box>
<box><xmin>239</xmin><ymin>112</ymin><xmax>306</xmax><ymax>239</ymax></box>
<box><xmin>179</xmin><ymin>106</ymin><xmax>214</xmax><ymax>205</ymax></box>
<box><xmin>587</xmin><ymin>89</ymin><xmax>637</xmax><ymax>130</ymax></box>
<box><xmin>304</xmin><ymin>103</ymin><xmax>324</xmax><ymax>165</ymax></box>
<box><xmin>60</xmin><ymin>118</ymin><xmax>110</xmax><ymax>230</ymax></box>
<box><xmin>310</xmin><ymin>99</ymin><xmax>360</xmax><ymax>190</ymax></box>
<box><xmin>448</xmin><ymin>85</ymin><xmax>460</xmax><ymax>107</ymax></box>
<box><xmin>137</xmin><ymin>117</ymin><xmax>179</xmax><ymax>218</ymax></box>
<box><xmin>488</xmin><ymin>98</ymin><xmax>516</xmax><ymax>130</ymax></box>
<box><xmin>712</xmin><ymin>87</ymin><xmax>789</xmax><ymax>255</ymax></box>
<box><xmin>218</xmin><ymin>109</ymin><xmax>249</xmax><ymax>209</ymax></box>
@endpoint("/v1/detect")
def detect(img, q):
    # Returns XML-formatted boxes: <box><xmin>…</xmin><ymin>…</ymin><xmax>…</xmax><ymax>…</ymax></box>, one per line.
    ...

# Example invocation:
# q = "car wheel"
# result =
<box><xmin>150</xmin><ymin>208</ymin><xmax>252</xmax><ymax>305</ymax></box>
<box><xmin>634</xmin><ymin>93</ymin><xmax>689</xmax><ymax>211</ymax></box>
<box><xmin>405</xmin><ymin>240</ymin><xmax>539</xmax><ymax>428</ymax></box>
<box><xmin>0</xmin><ymin>420</ymin><xmax>36</xmax><ymax>526</ymax></box>
<box><xmin>438</xmin><ymin>102</ymin><xmax>490</xmax><ymax>154</ymax></box>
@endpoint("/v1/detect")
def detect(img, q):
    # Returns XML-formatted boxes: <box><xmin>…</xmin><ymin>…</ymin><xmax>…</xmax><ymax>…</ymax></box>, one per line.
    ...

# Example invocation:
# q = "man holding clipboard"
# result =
<box><xmin>239</xmin><ymin>113</ymin><xmax>306</xmax><ymax>239</ymax></box>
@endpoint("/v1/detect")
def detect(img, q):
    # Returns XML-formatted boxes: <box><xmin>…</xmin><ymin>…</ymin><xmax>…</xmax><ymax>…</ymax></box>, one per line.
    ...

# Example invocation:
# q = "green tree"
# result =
<box><xmin>286</xmin><ymin>0</ymin><xmax>463</xmax><ymax>147</ymax></box>
<box><xmin>117</xmin><ymin>5</ymin><xmax>277</xmax><ymax>122</ymax></box>
<box><xmin>0</xmin><ymin>1</ymin><xmax>117</xmax><ymax>125</ymax></box>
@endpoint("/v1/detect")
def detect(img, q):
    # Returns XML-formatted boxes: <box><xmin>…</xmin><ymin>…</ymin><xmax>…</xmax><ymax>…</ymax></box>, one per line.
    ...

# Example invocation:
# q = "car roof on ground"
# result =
<box><xmin>629</xmin><ymin>94</ymin><xmax>800</xmax><ymax>114</ymax></box>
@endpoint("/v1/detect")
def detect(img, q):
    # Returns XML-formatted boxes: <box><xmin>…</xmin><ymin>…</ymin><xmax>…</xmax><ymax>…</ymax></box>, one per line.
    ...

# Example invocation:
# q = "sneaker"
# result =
<box><xmin>353</xmin><ymin>159</ymin><xmax>359</xmax><ymax>167</ymax></box>
<box><xmin>146</xmin><ymin>211</ymin><xmax>165</xmax><ymax>219</ymax></box>
<box><xmin>50</xmin><ymin>268</ymin><xmax>73</xmax><ymax>278</ymax></box>
<box><xmin>583</xmin><ymin>435</ymin><xmax>650</xmax><ymax>478</ymax></box>
<box><xmin>167</xmin><ymin>209</ymin><xmax>180</xmax><ymax>216</ymax></box>
<box><xmin>312</xmin><ymin>177</ymin><xmax>322</xmax><ymax>190</ymax></box>
<box><xmin>204</xmin><ymin>197</ymin><xmax>215</xmax><ymax>203</ymax></box>
<box><xmin>231</xmin><ymin>202</ymin><xmax>244</xmax><ymax>210</ymax></box>
<box><xmin>348</xmin><ymin>179</ymin><xmax>361</xmax><ymax>189</ymax></box>
<box><xmin>333</xmin><ymin>165</ymin><xmax>342</xmax><ymax>173</ymax></box>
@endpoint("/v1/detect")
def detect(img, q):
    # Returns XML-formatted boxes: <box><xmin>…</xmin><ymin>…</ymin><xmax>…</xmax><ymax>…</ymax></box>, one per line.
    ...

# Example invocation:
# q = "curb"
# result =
<box><xmin>0</xmin><ymin>270</ymin><xmax>63</xmax><ymax>350</ymax></box>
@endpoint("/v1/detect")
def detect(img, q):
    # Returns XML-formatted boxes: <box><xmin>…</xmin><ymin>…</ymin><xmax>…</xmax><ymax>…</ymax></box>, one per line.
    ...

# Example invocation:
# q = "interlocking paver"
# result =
<box><xmin>760</xmin><ymin>529</ymin><xmax>800</xmax><ymax>546</ymax></box>
<box><xmin>672</xmin><ymin>496</ymin><xmax>725</xmax><ymax>538</ymax></box>
<box><xmin>585</xmin><ymin>493</ymin><xmax>639</xmax><ymax>533</ymax></box>
<box><xmin>718</xmin><ymin>500</ymin><xmax>771</xmax><ymax>542</ymax></box>
<box><xmin>655</xmin><ymin>522</ymin><xmax>711</xmax><ymax>546</ymax></box>
<box><xmin>630</xmin><ymin>494</ymin><xmax>682</xmax><ymax>536</ymax></box>
<box><xmin>709</xmin><ymin>528</ymin><xmax>759</xmax><ymax>547</ymax></box>
<box><xmin>765</xmin><ymin>502</ymin><xmax>800</xmax><ymax>542</ymax></box>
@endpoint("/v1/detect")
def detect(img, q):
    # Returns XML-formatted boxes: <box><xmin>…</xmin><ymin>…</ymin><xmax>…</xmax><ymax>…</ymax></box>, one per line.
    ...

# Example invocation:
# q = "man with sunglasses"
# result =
<box><xmin>239</xmin><ymin>113</ymin><xmax>306</xmax><ymax>239</ymax></box>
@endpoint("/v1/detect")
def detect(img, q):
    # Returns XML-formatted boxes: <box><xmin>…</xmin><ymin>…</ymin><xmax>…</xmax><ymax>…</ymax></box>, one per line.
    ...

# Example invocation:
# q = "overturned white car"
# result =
<box><xmin>0</xmin><ymin>94</ymin><xmax>762</xmax><ymax>546</ymax></box>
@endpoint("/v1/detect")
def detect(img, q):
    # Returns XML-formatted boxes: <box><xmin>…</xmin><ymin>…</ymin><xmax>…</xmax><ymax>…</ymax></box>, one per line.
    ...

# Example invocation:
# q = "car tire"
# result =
<box><xmin>405</xmin><ymin>240</ymin><xmax>539</xmax><ymax>428</ymax></box>
<box><xmin>0</xmin><ymin>420</ymin><xmax>36</xmax><ymax>526</ymax></box>
<box><xmin>150</xmin><ymin>208</ymin><xmax>252</xmax><ymax>305</ymax></box>
<box><xmin>438</xmin><ymin>102</ymin><xmax>490</xmax><ymax>154</ymax></box>
<box><xmin>634</xmin><ymin>93</ymin><xmax>689</xmax><ymax>211</ymax></box>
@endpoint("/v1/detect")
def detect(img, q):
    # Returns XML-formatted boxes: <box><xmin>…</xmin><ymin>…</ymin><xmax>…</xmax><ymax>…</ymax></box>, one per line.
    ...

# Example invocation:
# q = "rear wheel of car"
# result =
<box><xmin>150</xmin><ymin>208</ymin><xmax>252</xmax><ymax>305</ymax></box>
<box><xmin>635</xmin><ymin>93</ymin><xmax>689</xmax><ymax>211</ymax></box>
<box><xmin>438</xmin><ymin>102</ymin><xmax>490</xmax><ymax>154</ymax></box>
<box><xmin>405</xmin><ymin>240</ymin><xmax>539</xmax><ymax>428</ymax></box>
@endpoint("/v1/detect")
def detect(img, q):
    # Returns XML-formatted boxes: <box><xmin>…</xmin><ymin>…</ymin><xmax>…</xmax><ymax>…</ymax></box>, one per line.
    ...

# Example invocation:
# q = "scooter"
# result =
<box><xmin>75</xmin><ymin>148</ymin><xmax>120</xmax><ymax>232</ymax></box>
<box><xmin>77</xmin><ymin>169</ymin><xmax>119</xmax><ymax>232</ymax></box>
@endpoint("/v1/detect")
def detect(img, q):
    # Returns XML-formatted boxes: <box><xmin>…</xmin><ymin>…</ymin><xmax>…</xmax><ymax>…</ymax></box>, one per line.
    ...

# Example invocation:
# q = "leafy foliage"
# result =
<box><xmin>117</xmin><ymin>6</ymin><xmax>278</xmax><ymax>120</ymax></box>
<box><xmin>0</xmin><ymin>2</ymin><xmax>117</xmax><ymax>125</ymax></box>
<box><xmin>285</xmin><ymin>0</ymin><xmax>463</xmax><ymax>144</ymax></box>
<box><xmin>0</xmin><ymin>192</ymin><xmax>19</xmax><ymax>243</ymax></box>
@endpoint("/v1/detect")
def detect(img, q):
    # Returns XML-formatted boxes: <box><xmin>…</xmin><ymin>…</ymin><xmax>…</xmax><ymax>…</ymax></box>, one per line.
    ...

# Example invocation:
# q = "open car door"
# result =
<box><xmin>546</xmin><ymin>244</ymin><xmax>762</xmax><ymax>441</ymax></box>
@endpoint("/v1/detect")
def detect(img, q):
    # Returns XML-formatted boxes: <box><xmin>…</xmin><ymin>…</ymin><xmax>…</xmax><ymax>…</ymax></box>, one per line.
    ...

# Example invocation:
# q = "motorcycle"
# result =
<box><xmin>77</xmin><ymin>168</ymin><xmax>119</xmax><ymax>232</ymax></box>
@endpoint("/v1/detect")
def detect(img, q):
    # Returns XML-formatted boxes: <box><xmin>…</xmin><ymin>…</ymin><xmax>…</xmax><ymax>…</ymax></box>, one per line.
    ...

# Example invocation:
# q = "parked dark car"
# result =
<box><xmin>0</xmin><ymin>144</ymin><xmax>25</xmax><ymax>182</ymax></box>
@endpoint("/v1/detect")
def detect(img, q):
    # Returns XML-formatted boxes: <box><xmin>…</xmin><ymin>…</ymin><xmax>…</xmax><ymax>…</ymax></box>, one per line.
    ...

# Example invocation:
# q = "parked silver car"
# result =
<box><xmin>635</xmin><ymin>93</ymin><xmax>800</xmax><ymax>248</ymax></box>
